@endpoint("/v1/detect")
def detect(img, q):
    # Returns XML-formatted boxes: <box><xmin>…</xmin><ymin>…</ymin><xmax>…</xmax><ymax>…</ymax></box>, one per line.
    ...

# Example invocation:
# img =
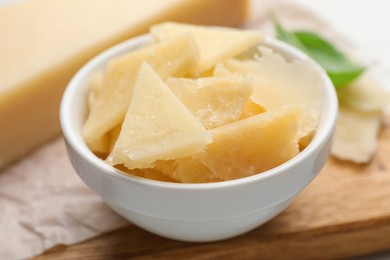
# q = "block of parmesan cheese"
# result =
<box><xmin>0</xmin><ymin>0</ymin><xmax>249</xmax><ymax>169</ymax></box>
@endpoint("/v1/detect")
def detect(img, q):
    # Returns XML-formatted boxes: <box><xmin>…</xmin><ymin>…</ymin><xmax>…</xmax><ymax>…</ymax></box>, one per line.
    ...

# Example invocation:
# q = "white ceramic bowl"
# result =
<box><xmin>60</xmin><ymin>34</ymin><xmax>338</xmax><ymax>242</ymax></box>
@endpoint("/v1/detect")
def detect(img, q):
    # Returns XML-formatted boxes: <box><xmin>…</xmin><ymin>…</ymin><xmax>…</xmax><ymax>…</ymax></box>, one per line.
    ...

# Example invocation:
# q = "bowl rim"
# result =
<box><xmin>60</xmin><ymin>33</ymin><xmax>338</xmax><ymax>191</ymax></box>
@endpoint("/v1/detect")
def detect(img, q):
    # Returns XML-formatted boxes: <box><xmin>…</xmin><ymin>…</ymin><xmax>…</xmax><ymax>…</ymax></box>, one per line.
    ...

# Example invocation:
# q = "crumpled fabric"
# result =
<box><xmin>0</xmin><ymin>139</ymin><xmax>128</xmax><ymax>259</ymax></box>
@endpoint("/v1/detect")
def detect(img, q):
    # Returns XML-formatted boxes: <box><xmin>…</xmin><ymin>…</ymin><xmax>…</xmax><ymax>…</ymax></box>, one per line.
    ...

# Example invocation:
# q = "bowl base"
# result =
<box><xmin>106</xmin><ymin>198</ymin><xmax>293</xmax><ymax>242</ymax></box>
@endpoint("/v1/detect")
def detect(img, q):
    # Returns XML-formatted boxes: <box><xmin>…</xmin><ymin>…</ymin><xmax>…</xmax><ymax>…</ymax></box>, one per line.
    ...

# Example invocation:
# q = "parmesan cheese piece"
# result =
<box><xmin>331</xmin><ymin>104</ymin><xmax>382</xmax><ymax>163</ymax></box>
<box><xmin>337</xmin><ymin>69</ymin><xmax>390</xmax><ymax>112</ymax></box>
<box><xmin>218</xmin><ymin>48</ymin><xmax>323</xmax><ymax>145</ymax></box>
<box><xmin>166</xmin><ymin>76</ymin><xmax>252</xmax><ymax>129</ymax></box>
<box><xmin>0</xmin><ymin>0</ymin><xmax>249</xmax><ymax>168</ymax></box>
<box><xmin>111</xmin><ymin>63</ymin><xmax>211</xmax><ymax>169</ymax></box>
<box><xmin>199</xmin><ymin>107</ymin><xmax>301</xmax><ymax>180</ymax></box>
<box><xmin>151</xmin><ymin>22</ymin><xmax>261</xmax><ymax>72</ymax></box>
<box><xmin>82</xmin><ymin>34</ymin><xmax>200</xmax><ymax>144</ymax></box>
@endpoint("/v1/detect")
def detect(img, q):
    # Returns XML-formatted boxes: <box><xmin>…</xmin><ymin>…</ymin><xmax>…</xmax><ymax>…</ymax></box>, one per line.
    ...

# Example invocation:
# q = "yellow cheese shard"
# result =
<box><xmin>96</xmin><ymin>124</ymin><xmax>122</xmax><ymax>160</ymax></box>
<box><xmin>0</xmin><ymin>0</ymin><xmax>249</xmax><ymax>169</ymax></box>
<box><xmin>199</xmin><ymin>107</ymin><xmax>301</xmax><ymax>181</ymax></box>
<box><xmin>111</xmin><ymin>63</ymin><xmax>212</xmax><ymax>169</ymax></box>
<box><xmin>298</xmin><ymin>131</ymin><xmax>315</xmax><ymax>151</ymax></box>
<box><xmin>153</xmin><ymin>156</ymin><xmax>221</xmax><ymax>183</ymax></box>
<box><xmin>225</xmin><ymin>50</ymin><xmax>323</xmax><ymax>114</ymax></box>
<box><xmin>135</xmin><ymin>168</ymin><xmax>177</xmax><ymax>182</ymax></box>
<box><xmin>153</xmin><ymin>159</ymin><xmax>220</xmax><ymax>183</ymax></box>
<box><xmin>331</xmin><ymin>104</ymin><xmax>381</xmax><ymax>163</ymax></box>
<box><xmin>213</xmin><ymin>62</ymin><xmax>234</xmax><ymax>77</ymax></box>
<box><xmin>172</xmin><ymin>157</ymin><xmax>221</xmax><ymax>183</ymax></box>
<box><xmin>87</xmin><ymin>73</ymin><xmax>104</xmax><ymax>113</ymax></box>
<box><xmin>239</xmin><ymin>99</ymin><xmax>266</xmax><ymax>119</ymax></box>
<box><xmin>153</xmin><ymin>160</ymin><xmax>177</xmax><ymax>177</ymax></box>
<box><xmin>166</xmin><ymin>77</ymin><xmax>252</xmax><ymax>129</ymax></box>
<box><xmin>337</xmin><ymin>68</ymin><xmax>390</xmax><ymax>112</ymax></box>
<box><xmin>332</xmin><ymin>67</ymin><xmax>390</xmax><ymax>163</ymax></box>
<box><xmin>85</xmin><ymin>73</ymin><xmax>109</xmax><ymax>154</ymax></box>
<box><xmin>151</xmin><ymin>22</ymin><xmax>262</xmax><ymax>72</ymax></box>
<box><xmin>223</xmin><ymin>47</ymin><xmax>323</xmax><ymax>141</ymax></box>
<box><xmin>87</xmin><ymin>132</ymin><xmax>109</xmax><ymax>157</ymax></box>
<box><xmin>119</xmin><ymin>166</ymin><xmax>177</xmax><ymax>183</ymax></box>
<box><xmin>157</xmin><ymin>107</ymin><xmax>302</xmax><ymax>183</ymax></box>
<box><xmin>82</xmin><ymin>34</ymin><xmax>200</xmax><ymax>144</ymax></box>
<box><xmin>222</xmin><ymin>59</ymin><xmax>263</xmax><ymax>75</ymax></box>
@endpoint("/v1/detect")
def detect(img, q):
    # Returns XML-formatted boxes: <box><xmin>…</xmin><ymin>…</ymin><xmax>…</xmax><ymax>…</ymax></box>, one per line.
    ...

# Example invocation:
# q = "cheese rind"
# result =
<box><xmin>0</xmin><ymin>0</ymin><xmax>249</xmax><ymax>169</ymax></box>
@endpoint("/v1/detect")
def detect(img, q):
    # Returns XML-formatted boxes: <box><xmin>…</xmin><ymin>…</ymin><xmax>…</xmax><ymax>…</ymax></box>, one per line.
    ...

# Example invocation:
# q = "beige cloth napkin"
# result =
<box><xmin>0</xmin><ymin>1</ymin><xmax>385</xmax><ymax>259</ymax></box>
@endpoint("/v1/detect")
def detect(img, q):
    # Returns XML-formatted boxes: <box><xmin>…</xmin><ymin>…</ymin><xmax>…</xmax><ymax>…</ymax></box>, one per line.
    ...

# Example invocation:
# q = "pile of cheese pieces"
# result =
<box><xmin>82</xmin><ymin>22</ymin><xmax>323</xmax><ymax>183</ymax></box>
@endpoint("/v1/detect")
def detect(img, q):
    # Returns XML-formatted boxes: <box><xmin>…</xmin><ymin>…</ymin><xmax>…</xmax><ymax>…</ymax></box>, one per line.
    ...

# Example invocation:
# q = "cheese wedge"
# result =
<box><xmin>85</xmin><ymin>73</ymin><xmax>108</xmax><ymax>154</ymax></box>
<box><xmin>161</xmin><ymin>107</ymin><xmax>301</xmax><ymax>182</ymax></box>
<box><xmin>166</xmin><ymin>76</ymin><xmax>252</xmax><ymax>129</ymax></box>
<box><xmin>172</xmin><ymin>157</ymin><xmax>221</xmax><ymax>183</ymax></box>
<box><xmin>0</xmin><ymin>0</ymin><xmax>249</xmax><ymax>169</ymax></box>
<box><xmin>331</xmin><ymin>104</ymin><xmax>382</xmax><ymax>163</ymax></box>
<box><xmin>151</xmin><ymin>22</ymin><xmax>261</xmax><ymax>72</ymax></box>
<box><xmin>199</xmin><ymin>107</ymin><xmax>301</xmax><ymax>180</ymax></box>
<box><xmin>111</xmin><ymin>63</ymin><xmax>211</xmax><ymax>169</ymax></box>
<box><xmin>82</xmin><ymin>33</ymin><xmax>200</xmax><ymax>144</ymax></box>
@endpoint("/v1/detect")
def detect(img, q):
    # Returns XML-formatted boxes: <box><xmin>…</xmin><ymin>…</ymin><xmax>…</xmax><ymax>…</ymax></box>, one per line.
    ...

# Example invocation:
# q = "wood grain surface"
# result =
<box><xmin>33</xmin><ymin>128</ymin><xmax>390</xmax><ymax>259</ymax></box>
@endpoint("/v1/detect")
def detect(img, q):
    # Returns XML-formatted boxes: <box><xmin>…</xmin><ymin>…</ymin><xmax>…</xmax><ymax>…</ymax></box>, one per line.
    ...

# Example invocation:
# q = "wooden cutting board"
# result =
<box><xmin>34</xmin><ymin>127</ymin><xmax>390</xmax><ymax>259</ymax></box>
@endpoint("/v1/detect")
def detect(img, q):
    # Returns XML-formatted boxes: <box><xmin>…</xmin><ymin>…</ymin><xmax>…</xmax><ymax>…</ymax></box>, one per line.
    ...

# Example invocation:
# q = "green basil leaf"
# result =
<box><xmin>272</xmin><ymin>14</ymin><xmax>308</xmax><ymax>52</ymax></box>
<box><xmin>271</xmin><ymin>16</ymin><xmax>365</xmax><ymax>88</ymax></box>
<box><xmin>294</xmin><ymin>31</ymin><xmax>365</xmax><ymax>87</ymax></box>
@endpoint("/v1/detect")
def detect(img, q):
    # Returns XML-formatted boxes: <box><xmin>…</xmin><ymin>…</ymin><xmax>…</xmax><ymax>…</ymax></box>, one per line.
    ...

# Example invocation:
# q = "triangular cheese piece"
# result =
<box><xmin>151</xmin><ymin>22</ymin><xmax>261</xmax><ymax>72</ymax></box>
<box><xmin>111</xmin><ymin>62</ymin><xmax>212</xmax><ymax>169</ymax></box>
<box><xmin>153</xmin><ymin>159</ymin><xmax>220</xmax><ymax>183</ymax></box>
<box><xmin>221</xmin><ymin>48</ymin><xmax>323</xmax><ymax>144</ymax></box>
<box><xmin>165</xmin><ymin>76</ymin><xmax>252</xmax><ymax>129</ymax></box>
<box><xmin>331</xmin><ymin>103</ymin><xmax>381</xmax><ymax>163</ymax></box>
<box><xmin>224</xmin><ymin>48</ymin><xmax>323</xmax><ymax>115</ymax></box>
<box><xmin>199</xmin><ymin>107</ymin><xmax>301</xmax><ymax>180</ymax></box>
<box><xmin>82</xmin><ymin>33</ymin><xmax>199</xmax><ymax>144</ymax></box>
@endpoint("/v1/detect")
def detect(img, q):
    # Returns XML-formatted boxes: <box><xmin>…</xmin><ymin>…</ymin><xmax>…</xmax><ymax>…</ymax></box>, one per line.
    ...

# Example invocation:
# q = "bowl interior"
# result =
<box><xmin>60</xmin><ymin>34</ymin><xmax>338</xmax><ymax>190</ymax></box>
